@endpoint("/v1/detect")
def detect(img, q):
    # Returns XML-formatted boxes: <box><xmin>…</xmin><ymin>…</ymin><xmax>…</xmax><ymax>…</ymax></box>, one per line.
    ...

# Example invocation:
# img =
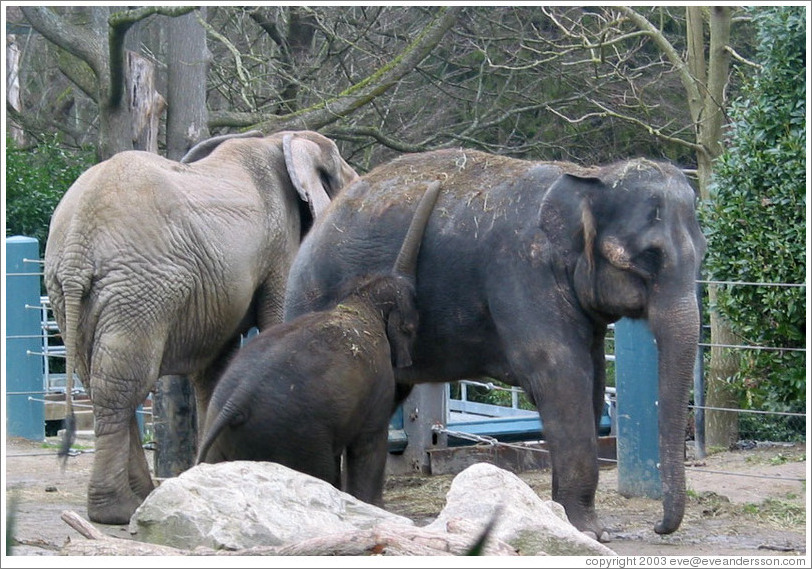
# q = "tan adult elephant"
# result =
<box><xmin>44</xmin><ymin>130</ymin><xmax>358</xmax><ymax>524</ymax></box>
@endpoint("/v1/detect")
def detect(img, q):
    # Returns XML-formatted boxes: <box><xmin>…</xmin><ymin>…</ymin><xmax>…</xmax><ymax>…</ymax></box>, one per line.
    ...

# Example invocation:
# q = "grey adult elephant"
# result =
<box><xmin>284</xmin><ymin>149</ymin><xmax>706</xmax><ymax>540</ymax></box>
<box><xmin>197</xmin><ymin>181</ymin><xmax>441</xmax><ymax>506</ymax></box>
<box><xmin>44</xmin><ymin>130</ymin><xmax>358</xmax><ymax>524</ymax></box>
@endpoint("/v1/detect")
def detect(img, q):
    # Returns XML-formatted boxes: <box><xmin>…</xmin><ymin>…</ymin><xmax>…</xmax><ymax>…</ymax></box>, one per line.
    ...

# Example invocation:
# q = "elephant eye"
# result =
<box><xmin>633</xmin><ymin>247</ymin><xmax>662</xmax><ymax>277</ymax></box>
<box><xmin>647</xmin><ymin>197</ymin><xmax>662</xmax><ymax>224</ymax></box>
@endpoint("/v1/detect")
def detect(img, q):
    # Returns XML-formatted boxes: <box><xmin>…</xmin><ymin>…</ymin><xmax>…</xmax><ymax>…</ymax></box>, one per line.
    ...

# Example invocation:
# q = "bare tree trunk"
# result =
<box><xmin>6</xmin><ymin>33</ymin><xmax>25</xmax><ymax>145</ymax></box>
<box><xmin>689</xmin><ymin>7</ymin><xmax>740</xmax><ymax>449</ymax></box>
<box><xmin>20</xmin><ymin>6</ymin><xmax>195</xmax><ymax>160</ymax></box>
<box><xmin>166</xmin><ymin>7</ymin><xmax>209</xmax><ymax>160</ymax></box>
<box><xmin>705</xmin><ymin>289</ymin><xmax>741</xmax><ymax>448</ymax></box>
<box><xmin>127</xmin><ymin>51</ymin><xmax>165</xmax><ymax>153</ymax></box>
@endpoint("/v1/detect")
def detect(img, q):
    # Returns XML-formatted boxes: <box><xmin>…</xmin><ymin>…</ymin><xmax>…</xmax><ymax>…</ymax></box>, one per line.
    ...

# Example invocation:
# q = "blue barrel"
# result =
<box><xmin>5</xmin><ymin>236</ymin><xmax>45</xmax><ymax>440</ymax></box>
<box><xmin>614</xmin><ymin>317</ymin><xmax>662</xmax><ymax>499</ymax></box>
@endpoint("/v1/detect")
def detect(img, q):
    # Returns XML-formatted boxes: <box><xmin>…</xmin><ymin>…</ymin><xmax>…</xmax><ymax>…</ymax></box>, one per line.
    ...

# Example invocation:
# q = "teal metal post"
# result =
<box><xmin>5</xmin><ymin>236</ymin><xmax>45</xmax><ymax>440</ymax></box>
<box><xmin>614</xmin><ymin>317</ymin><xmax>661</xmax><ymax>499</ymax></box>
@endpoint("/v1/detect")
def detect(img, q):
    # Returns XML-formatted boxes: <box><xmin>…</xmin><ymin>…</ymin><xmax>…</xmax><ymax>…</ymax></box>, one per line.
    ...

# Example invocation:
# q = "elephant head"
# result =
<box><xmin>45</xmin><ymin>129</ymin><xmax>357</xmax><ymax>524</ymax></box>
<box><xmin>540</xmin><ymin>159</ymin><xmax>706</xmax><ymax>534</ymax></box>
<box><xmin>184</xmin><ymin>129</ymin><xmax>358</xmax><ymax>227</ymax></box>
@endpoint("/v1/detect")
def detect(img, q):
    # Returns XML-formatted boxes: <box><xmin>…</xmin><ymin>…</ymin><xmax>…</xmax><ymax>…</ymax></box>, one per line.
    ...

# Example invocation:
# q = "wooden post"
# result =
<box><xmin>152</xmin><ymin>375</ymin><xmax>197</xmax><ymax>479</ymax></box>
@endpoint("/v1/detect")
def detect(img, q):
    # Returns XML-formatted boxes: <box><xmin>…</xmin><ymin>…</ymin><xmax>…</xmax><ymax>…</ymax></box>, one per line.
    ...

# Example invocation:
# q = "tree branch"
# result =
<box><xmin>56</xmin><ymin>51</ymin><xmax>99</xmax><ymax>103</ymax></box>
<box><xmin>198</xmin><ymin>15</ymin><xmax>253</xmax><ymax>109</ymax></box>
<box><xmin>107</xmin><ymin>6</ymin><xmax>198</xmax><ymax>107</ymax></box>
<box><xmin>585</xmin><ymin>98</ymin><xmax>703</xmax><ymax>152</ymax></box>
<box><xmin>232</xmin><ymin>5</ymin><xmax>463</xmax><ymax>133</ymax></box>
<box><xmin>725</xmin><ymin>45</ymin><xmax>761</xmax><ymax>69</ymax></box>
<box><xmin>21</xmin><ymin>7</ymin><xmax>105</xmax><ymax>79</ymax></box>
<box><xmin>616</xmin><ymin>7</ymin><xmax>704</xmax><ymax>126</ymax></box>
<box><xmin>324</xmin><ymin>125</ymin><xmax>430</xmax><ymax>153</ymax></box>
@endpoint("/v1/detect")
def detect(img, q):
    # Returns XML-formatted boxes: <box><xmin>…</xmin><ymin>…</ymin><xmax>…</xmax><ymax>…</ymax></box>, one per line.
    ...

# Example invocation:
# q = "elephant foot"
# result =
<box><xmin>87</xmin><ymin>488</ymin><xmax>144</xmax><ymax>525</ymax></box>
<box><xmin>565</xmin><ymin>508</ymin><xmax>609</xmax><ymax>543</ymax></box>
<box><xmin>581</xmin><ymin>529</ymin><xmax>612</xmax><ymax>543</ymax></box>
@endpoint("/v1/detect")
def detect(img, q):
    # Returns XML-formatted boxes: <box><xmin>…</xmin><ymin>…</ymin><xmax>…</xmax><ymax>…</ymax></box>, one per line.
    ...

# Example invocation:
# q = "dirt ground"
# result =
<box><xmin>3</xmin><ymin>434</ymin><xmax>809</xmax><ymax>558</ymax></box>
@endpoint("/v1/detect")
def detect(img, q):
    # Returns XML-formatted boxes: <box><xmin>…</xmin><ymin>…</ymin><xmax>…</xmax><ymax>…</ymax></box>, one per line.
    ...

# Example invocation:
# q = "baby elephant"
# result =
<box><xmin>196</xmin><ymin>181</ymin><xmax>441</xmax><ymax>505</ymax></box>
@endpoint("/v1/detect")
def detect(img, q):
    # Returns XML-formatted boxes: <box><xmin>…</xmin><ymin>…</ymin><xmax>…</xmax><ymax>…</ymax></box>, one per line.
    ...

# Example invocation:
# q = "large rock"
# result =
<box><xmin>129</xmin><ymin>460</ymin><xmax>615</xmax><ymax>555</ymax></box>
<box><xmin>129</xmin><ymin>461</ymin><xmax>413</xmax><ymax>550</ymax></box>
<box><xmin>425</xmin><ymin>462</ymin><xmax>616</xmax><ymax>556</ymax></box>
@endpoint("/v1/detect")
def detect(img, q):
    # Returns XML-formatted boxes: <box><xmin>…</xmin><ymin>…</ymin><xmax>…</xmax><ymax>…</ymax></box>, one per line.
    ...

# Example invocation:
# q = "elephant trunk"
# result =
<box><xmin>393</xmin><ymin>181</ymin><xmax>442</xmax><ymax>278</ymax></box>
<box><xmin>650</xmin><ymin>292</ymin><xmax>701</xmax><ymax>535</ymax></box>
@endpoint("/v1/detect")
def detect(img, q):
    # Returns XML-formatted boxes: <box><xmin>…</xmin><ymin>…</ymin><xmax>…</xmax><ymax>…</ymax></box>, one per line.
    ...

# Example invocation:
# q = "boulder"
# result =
<box><xmin>128</xmin><ymin>460</ymin><xmax>614</xmax><ymax>555</ymax></box>
<box><xmin>425</xmin><ymin>462</ymin><xmax>617</xmax><ymax>556</ymax></box>
<box><xmin>129</xmin><ymin>461</ymin><xmax>413</xmax><ymax>550</ymax></box>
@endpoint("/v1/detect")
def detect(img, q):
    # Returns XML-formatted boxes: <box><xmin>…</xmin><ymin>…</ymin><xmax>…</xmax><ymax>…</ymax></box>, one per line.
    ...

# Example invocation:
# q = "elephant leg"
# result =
<box><xmin>591</xmin><ymin>327</ymin><xmax>608</xmax><ymax>434</ymax></box>
<box><xmin>88</xmin><ymin>419</ymin><xmax>144</xmax><ymax>524</ymax></box>
<box><xmin>297</xmin><ymin>449</ymin><xmax>340</xmax><ymax>491</ymax></box>
<box><xmin>531</xmin><ymin>376</ymin><xmax>606</xmax><ymax>541</ymax></box>
<box><xmin>87</xmin><ymin>338</ymin><xmax>158</xmax><ymax>524</ymax></box>
<box><xmin>256</xmin><ymin>267</ymin><xmax>290</xmax><ymax>330</ymax></box>
<box><xmin>494</xmin><ymin>294</ymin><xmax>607</xmax><ymax>540</ymax></box>
<box><xmin>345</xmin><ymin>427</ymin><xmax>389</xmax><ymax>507</ymax></box>
<box><xmin>127</xmin><ymin>415</ymin><xmax>154</xmax><ymax>499</ymax></box>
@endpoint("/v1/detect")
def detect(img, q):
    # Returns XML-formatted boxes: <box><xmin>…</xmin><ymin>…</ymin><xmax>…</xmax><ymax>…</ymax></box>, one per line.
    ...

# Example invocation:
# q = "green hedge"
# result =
<box><xmin>702</xmin><ymin>7</ymin><xmax>806</xmax><ymax>415</ymax></box>
<box><xmin>5</xmin><ymin>135</ymin><xmax>95</xmax><ymax>253</ymax></box>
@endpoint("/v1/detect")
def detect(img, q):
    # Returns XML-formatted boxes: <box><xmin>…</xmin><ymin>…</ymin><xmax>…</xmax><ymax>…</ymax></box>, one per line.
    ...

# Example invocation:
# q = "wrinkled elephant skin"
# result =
<box><xmin>44</xmin><ymin>130</ymin><xmax>358</xmax><ymax>524</ymax></box>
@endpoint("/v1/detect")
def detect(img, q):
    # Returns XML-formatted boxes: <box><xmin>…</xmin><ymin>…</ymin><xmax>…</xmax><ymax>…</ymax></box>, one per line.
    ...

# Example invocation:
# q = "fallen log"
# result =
<box><xmin>60</xmin><ymin>511</ymin><xmax>191</xmax><ymax>556</ymax></box>
<box><xmin>265</xmin><ymin>522</ymin><xmax>517</xmax><ymax>556</ymax></box>
<box><xmin>59</xmin><ymin>510</ymin><xmax>518</xmax><ymax>556</ymax></box>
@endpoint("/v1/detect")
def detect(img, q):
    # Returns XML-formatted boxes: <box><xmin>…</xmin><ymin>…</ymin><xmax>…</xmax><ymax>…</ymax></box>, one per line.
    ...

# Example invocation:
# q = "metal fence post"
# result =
<box><xmin>387</xmin><ymin>383</ymin><xmax>447</xmax><ymax>475</ymax></box>
<box><xmin>614</xmin><ymin>317</ymin><xmax>662</xmax><ymax>499</ymax></box>
<box><xmin>5</xmin><ymin>236</ymin><xmax>45</xmax><ymax>440</ymax></box>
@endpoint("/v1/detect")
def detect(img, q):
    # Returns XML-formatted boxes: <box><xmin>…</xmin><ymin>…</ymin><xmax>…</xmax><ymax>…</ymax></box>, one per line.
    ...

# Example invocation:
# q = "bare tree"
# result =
<box><xmin>6</xmin><ymin>31</ymin><xmax>25</xmax><ymax>145</ymax></box>
<box><xmin>618</xmin><ymin>6</ymin><xmax>740</xmax><ymax>448</ymax></box>
<box><xmin>20</xmin><ymin>5</ymin><xmax>194</xmax><ymax>159</ymax></box>
<box><xmin>165</xmin><ymin>8</ymin><xmax>210</xmax><ymax>160</ymax></box>
<box><xmin>14</xmin><ymin>5</ymin><xmax>754</xmax><ymax>451</ymax></box>
<box><xmin>201</xmin><ymin>7</ymin><xmax>462</xmax><ymax>133</ymax></box>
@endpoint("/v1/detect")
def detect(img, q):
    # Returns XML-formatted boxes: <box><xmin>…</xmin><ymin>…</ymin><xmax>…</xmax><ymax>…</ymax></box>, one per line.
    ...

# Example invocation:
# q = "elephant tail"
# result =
<box><xmin>57</xmin><ymin>283</ymin><xmax>83</xmax><ymax>465</ymax></box>
<box><xmin>393</xmin><ymin>181</ymin><xmax>442</xmax><ymax>278</ymax></box>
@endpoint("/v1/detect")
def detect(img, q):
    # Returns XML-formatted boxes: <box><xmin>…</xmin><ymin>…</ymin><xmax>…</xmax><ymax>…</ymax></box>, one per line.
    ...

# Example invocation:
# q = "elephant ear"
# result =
<box><xmin>282</xmin><ymin>133</ymin><xmax>334</xmax><ymax>220</ymax></box>
<box><xmin>387</xmin><ymin>310</ymin><xmax>414</xmax><ymax>368</ymax></box>
<box><xmin>540</xmin><ymin>172</ymin><xmax>603</xmax><ymax>266</ymax></box>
